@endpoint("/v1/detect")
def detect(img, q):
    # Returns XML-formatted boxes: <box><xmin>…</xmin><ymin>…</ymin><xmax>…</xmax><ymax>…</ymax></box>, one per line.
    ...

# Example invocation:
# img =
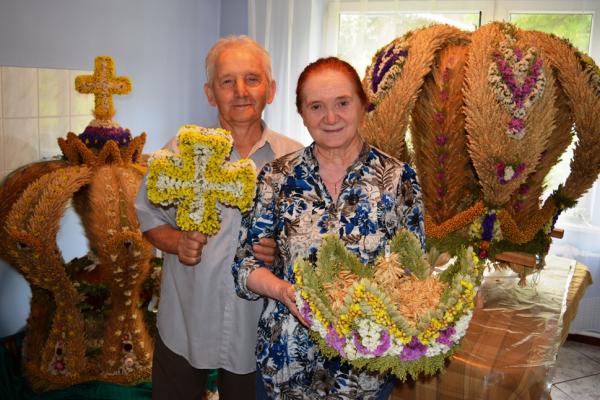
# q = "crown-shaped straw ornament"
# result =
<box><xmin>0</xmin><ymin>55</ymin><xmax>155</xmax><ymax>390</ymax></box>
<box><xmin>147</xmin><ymin>125</ymin><xmax>257</xmax><ymax>235</ymax></box>
<box><xmin>360</xmin><ymin>22</ymin><xmax>600</xmax><ymax>267</ymax></box>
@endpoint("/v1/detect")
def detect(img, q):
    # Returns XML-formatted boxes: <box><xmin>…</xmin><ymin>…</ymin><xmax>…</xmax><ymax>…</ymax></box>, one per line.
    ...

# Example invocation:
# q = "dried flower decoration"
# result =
<box><xmin>75</xmin><ymin>56</ymin><xmax>131</xmax><ymax>121</ymax></box>
<box><xmin>488</xmin><ymin>37</ymin><xmax>546</xmax><ymax>140</ymax></box>
<box><xmin>294</xmin><ymin>230</ymin><xmax>483</xmax><ymax>381</ymax></box>
<box><xmin>364</xmin><ymin>39</ymin><xmax>410</xmax><ymax>112</ymax></box>
<box><xmin>147</xmin><ymin>125</ymin><xmax>256</xmax><ymax>235</ymax></box>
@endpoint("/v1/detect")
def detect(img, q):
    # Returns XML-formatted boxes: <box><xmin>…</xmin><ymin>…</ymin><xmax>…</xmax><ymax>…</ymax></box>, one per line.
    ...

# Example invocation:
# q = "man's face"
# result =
<box><xmin>204</xmin><ymin>48</ymin><xmax>276</xmax><ymax>129</ymax></box>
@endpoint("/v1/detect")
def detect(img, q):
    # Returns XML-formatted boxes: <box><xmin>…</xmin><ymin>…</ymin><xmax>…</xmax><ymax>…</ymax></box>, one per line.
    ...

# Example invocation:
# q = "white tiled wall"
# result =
<box><xmin>0</xmin><ymin>66</ymin><xmax>93</xmax><ymax>180</ymax></box>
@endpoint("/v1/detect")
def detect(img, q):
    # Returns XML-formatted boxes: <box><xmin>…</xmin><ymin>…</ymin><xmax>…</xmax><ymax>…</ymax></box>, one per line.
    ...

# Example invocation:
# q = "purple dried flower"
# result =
<box><xmin>496</xmin><ymin>162</ymin><xmax>506</xmax><ymax>176</ymax></box>
<box><xmin>400</xmin><ymin>336</ymin><xmax>427</xmax><ymax>361</ymax></box>
<box><xmin>518</xmin><ymin>184</ymin><xmax>530</xmax><ymax>195</ymax></box>
<box><xmin>442</xmin><ymin>68</ymin><xmax>451</xmax><ymax>83</ymax></box>
<box><xmin>436</xmin><ymin>326</ymin><xmax>456</xmax><ymax>347</ymax></box>
<box><xmin>481</xmin><ymin>212</ymin><xmax>497</xmax><ymax>242</ymax></box>
<box><xmin>371</xmin><ymin>46</ymin><xmax>408</xmax><ymax>93</ymax></box>
<box><xmin>78</xmin><ymin>126</ymin><xmax>132</xmax><ymax>150</ymax></box>
<box><xmin>514</xmin><ymin>48</ymin><xmax>523</xmax><ymax>62</ymax></box>
<box><xmin>435</xmin><ymin>134</ymin><xmax>448</xmax><ymax>146</ymax></box>
<box><xmin>300</xmin><ymin>299</ymin><xmax>313</xmax><ymax>326</ymax></box>
<box><xmin>374</xmin><ymin>330</ymin><xmax>392</xmax><ymax>356</ymax></box>
<box><xmin>434</xmin><ymin>111</ymin><xmax>445</xmax><ymax>124</ymax></box>
<box><xmin>439</xmin><ymin>89</ymin><xmax>449</xmax><ymax>101</ymax></box>
<box><xmin>352</xmin><ymin>329</ymin><xmax>392</xmax><ymax>356</ymax></box>
<box><xmin>438</xmin><ymin>153</ymin><xmax>448</xmax><ymax>165</ymax></box>
<box><xmin>326</xmin><ymin>326</ymin><xmax>346</xmax><ymax>353</ymax></box>
<box><xmin>508</xmin><ymin>118</ymin><xmax>524</xmax><ymax>132</ymax></box>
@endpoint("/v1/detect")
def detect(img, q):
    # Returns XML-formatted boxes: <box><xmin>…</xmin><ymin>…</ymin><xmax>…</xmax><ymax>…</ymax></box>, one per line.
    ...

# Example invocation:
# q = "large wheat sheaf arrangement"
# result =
<box><xmin>362</xmin><ymin>22</ymin><xmax>600</xmax><ymax>262</ymax></box>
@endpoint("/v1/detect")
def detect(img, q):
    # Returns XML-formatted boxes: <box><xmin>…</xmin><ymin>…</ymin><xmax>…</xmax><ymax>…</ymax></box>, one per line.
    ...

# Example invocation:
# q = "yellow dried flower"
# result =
<box><xmin>147</xmin><ymin>125</ymin><xmax>256</xmax><ymax>235</ymax></box>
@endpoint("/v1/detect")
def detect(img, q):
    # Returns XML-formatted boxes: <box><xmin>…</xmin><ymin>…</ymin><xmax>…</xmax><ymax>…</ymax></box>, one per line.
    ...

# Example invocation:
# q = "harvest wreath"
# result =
<box><xmin>293</xmin><ymin>229</ymin><xmax>483</xmax><ymax>381</ymax></box>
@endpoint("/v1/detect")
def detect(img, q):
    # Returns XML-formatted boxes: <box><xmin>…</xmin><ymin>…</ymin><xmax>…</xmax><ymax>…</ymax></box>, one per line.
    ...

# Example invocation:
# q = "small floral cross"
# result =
<box><xmin>75</xmin><ymin>56</ymin><xmax>132</xmax><ymax>120</ymax></box>
<box><xmin>147</xmin><ymin>125</ymin><xmax>256</xmax><ymax>235</ymax></box>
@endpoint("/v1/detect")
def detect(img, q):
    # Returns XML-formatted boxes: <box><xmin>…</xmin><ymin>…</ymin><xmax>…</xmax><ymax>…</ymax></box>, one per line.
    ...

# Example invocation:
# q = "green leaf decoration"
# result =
<box><xmin>389</xmin><ymin>230</ymin><xmax>431</xmax><ymax>279</ymax></box>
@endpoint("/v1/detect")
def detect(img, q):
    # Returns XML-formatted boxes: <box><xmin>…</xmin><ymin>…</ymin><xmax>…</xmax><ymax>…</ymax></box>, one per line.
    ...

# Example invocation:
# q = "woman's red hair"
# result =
<box><xmin>295</xmin><ymin>57</ymin><xmax>367</xmax><ymax>113</ymax></box>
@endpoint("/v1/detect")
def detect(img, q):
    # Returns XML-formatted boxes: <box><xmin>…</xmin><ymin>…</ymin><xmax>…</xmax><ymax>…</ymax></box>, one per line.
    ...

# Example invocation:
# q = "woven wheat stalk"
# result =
<box><xmin>361</xmin><ymin>24</ymin><xmax>469</xmax><ymax>162</ymax></box>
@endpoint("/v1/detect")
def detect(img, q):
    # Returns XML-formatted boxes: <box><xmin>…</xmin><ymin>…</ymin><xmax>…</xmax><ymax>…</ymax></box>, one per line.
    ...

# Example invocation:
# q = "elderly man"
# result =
<box><xmin>135</xmin><ymin>36</ymin><xmax>303</xmax><ymax>400</ymax></box>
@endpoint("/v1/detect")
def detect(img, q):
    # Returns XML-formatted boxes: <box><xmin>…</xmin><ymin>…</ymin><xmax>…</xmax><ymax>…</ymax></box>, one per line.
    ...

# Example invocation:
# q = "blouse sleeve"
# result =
<box><xmin>396</xmin><ymin>163</ymin><xmax>426</xmax><ymax>250</ymax></box>
<box><xmin>232</xmin><ymin>163</ymin><xmax>280</xmax><ymax>300</ymax></box>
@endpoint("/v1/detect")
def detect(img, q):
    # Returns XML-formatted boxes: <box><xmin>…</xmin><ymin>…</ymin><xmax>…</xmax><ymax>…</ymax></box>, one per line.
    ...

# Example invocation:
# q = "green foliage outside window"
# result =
<box><xmin>510</xmin><ymin>13</ymin><xmax>592</xmax><ymax>52</ymax></box>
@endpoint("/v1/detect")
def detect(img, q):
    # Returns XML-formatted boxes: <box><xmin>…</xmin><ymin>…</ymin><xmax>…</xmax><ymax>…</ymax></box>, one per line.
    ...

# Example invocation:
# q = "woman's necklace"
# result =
<box><xmin>322</xmin><ymin>174</ymin><xmax>345</xmax><ymax>195</ymax></box>
<box><xmin>315</xmin><ymin>145</ymin><xmax>355</xmax><ymax>197</ymax></box>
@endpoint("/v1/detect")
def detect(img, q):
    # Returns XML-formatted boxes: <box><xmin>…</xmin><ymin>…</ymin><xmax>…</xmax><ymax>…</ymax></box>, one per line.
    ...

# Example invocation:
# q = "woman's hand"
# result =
<box><xmin>275</xmin><ymin>280</ymin><xmax>309</xmax><ymax>327</ymax></box>
<box><xmin>247</xmin><ymin>267</ymin><xmax>308</xmax><ymax>327</ymax></box>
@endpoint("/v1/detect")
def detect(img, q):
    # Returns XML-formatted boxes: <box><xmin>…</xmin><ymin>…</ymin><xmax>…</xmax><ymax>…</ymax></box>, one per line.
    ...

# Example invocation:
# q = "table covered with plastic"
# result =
<box><xmin>393</xmin><ymin>255</ymin><xmax>593</xmax><ymax>400</ymax></box>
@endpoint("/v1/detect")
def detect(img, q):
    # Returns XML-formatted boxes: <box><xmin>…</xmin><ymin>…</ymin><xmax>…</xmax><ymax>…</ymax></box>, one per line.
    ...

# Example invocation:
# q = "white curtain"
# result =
<box><xmin>248</xmin><ymin>0</ymin><xmax>328</xmax><ymax>145</ymax></box>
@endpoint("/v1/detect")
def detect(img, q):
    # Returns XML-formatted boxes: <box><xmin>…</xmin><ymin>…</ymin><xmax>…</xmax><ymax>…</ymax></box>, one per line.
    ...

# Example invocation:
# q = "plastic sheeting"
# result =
<box><xmin>395</xmin><ymin>255</ymin><xmax>583</xmax><ymax>400</ymax></box>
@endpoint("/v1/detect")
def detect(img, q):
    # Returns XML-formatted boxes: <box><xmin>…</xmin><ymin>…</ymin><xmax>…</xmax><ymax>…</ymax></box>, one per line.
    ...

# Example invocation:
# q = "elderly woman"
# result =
<box><xmin>232</xmin><ymin>57</ymin><xmax>425</xmax><ymax>399</ymax></box>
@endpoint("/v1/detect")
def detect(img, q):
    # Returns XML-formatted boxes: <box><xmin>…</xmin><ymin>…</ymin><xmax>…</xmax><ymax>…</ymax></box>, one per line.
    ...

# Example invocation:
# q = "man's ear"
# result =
<box><xmin>204</xmin><ymin>83</ymin><xmax>217</xmax><ymax>107</ymax></box>
<box><xmin>267</xmin><ymin>79</ymin><xmax>277</xmax><ymax>105</ymax></box>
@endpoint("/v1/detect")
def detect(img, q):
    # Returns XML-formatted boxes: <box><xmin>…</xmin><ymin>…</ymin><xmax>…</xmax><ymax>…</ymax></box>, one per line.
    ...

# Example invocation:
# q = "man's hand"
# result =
<box><xmin>177</xmin><ymin>231</ymin><xmax>207</xmax><ymax>266</ymax></box>
<box><xmin>253</xmin><ymin>237</ymin><xmax>278</xmax><ymax>266</ymax></box>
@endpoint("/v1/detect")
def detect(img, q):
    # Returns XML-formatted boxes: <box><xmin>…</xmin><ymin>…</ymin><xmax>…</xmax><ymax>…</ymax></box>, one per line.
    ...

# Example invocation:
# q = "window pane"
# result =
<box><xmin>510</xmin><ymin>13</ymin><xmax>592</xmax><ymax>53</ymax></box>
<box><xmin>338</xmin><ymin>13</ymin><xmax>480</xmax><ymax>76</ymax></box>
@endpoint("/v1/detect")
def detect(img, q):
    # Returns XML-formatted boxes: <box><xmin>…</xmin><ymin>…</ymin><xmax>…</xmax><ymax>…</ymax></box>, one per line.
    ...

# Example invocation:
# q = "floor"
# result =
<box><xmin>551</xmin><ymin>339</ymin><xmax>600</xmax><ymax>400</ymax></box>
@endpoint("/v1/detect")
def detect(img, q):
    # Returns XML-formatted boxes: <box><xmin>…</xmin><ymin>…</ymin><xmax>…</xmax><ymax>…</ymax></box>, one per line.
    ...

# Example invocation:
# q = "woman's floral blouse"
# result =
<box><xmin>232</xmin><ymin>142</ymin><xmax>425</xmax><ymax>399</ymax></box>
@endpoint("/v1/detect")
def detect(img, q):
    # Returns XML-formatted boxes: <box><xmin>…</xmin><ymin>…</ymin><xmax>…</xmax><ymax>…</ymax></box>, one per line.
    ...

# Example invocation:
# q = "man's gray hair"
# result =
<box><xmin>205</xmin><ymin>35</ymin><xmax>273</xmax><ymax>85</ymax></box>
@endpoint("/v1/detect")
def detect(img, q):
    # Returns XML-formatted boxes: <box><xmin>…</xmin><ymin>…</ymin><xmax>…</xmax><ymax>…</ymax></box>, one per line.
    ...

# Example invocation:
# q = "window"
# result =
<box><xmin>338</xmin><ymin>12</ymin><xmax>480</xmax><ymax>75</ymax></box>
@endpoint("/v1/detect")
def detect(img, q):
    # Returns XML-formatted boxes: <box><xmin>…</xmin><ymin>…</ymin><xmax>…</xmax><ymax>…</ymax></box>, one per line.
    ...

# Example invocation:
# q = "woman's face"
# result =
<box><xmin>299</xmin><ymin>69</ymin><xmax>365</xmax><ymax>151</ymax></box>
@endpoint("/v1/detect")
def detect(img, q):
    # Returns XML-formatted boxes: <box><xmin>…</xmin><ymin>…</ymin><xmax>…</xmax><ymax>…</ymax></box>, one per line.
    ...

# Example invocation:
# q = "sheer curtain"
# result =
<box><xmin>248</xmin><ymin>0</ymin><xmax>327</xmax><ymax>145</ymax></box>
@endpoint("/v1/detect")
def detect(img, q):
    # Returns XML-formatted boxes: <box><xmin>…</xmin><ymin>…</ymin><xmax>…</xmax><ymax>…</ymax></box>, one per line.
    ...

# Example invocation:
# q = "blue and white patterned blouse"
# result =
<box><xmin>232</xmin><ymin>142</ymin><xmax>425</xmax><ymax>399</ymax></box>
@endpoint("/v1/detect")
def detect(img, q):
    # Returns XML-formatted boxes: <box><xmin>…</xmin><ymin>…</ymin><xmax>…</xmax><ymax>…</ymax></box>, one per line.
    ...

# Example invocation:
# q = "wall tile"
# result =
<box><xmin>69</xmin><ymin>70</ymin><xmax>94</xmax><ymax>116</ymax></box>
<box><xmin>3</xmin><ymin>118</ymin><xmax>39</xmax><ymax>170</ymax></box>
<box><xmin>2</xmin><ymin>67</ymin><xmax>38</xmax><ymax>118</ymax></box>
<box><xmin>0</xmin><ymin>72</ymin><xmax>3</xmax><ymax>119</ymax></box>
<box><xmin>39</xmin><ymin>68</ymin><xmax>69</xmax><ymax>117</ymax></box>
<box><xmin>39</xmin><ymin>117</ymin><xmax>68</xmax><ymax>159</ymax></box>
<box><xmin>0</xmin><ymin>119</ymin><xmax>3</xmax><ymax>170</ymax></box>
<box><xmin>70</xmin><ymin>115</ymin><xmax>90</xmax><ymax>134</ymax></box>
